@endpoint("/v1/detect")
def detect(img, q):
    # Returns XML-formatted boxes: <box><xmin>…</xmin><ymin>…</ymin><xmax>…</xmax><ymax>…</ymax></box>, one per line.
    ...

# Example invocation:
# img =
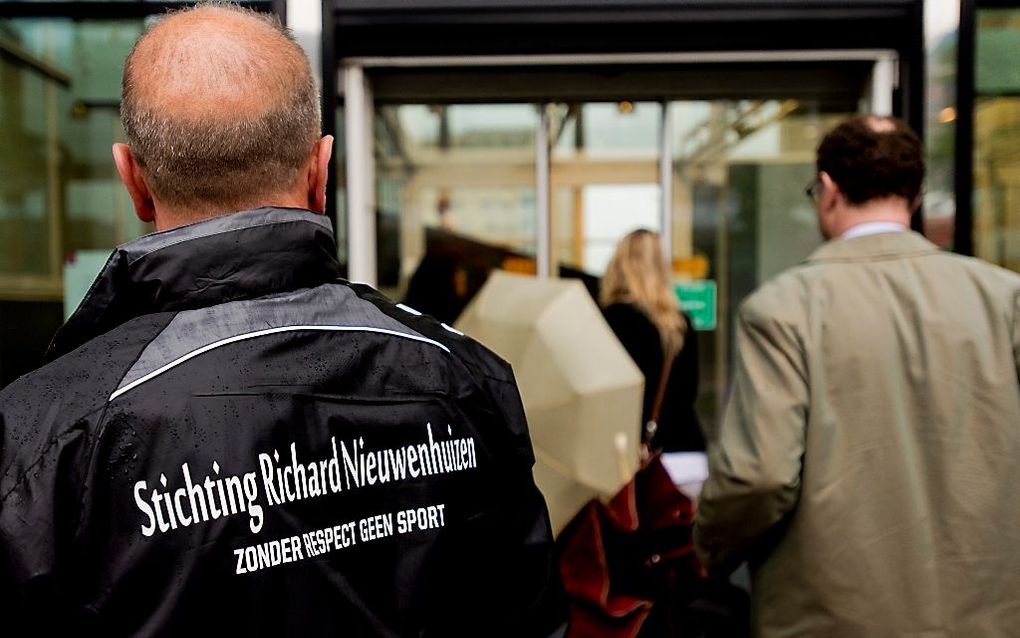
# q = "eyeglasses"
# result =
<box><xmin>804</xmin><ymin>176</ymin><xmax>822</xmax><ymax>202</ymax></box>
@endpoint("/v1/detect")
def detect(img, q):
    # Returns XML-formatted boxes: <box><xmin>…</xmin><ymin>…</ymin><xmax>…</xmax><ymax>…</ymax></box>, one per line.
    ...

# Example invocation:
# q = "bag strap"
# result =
<box><xmin>642</xmin><ymin>348</ymin><xmax>676</xmax><ymax>458</ymax></box>
<box><xmin>650</xmin><ymin>348</ymin><xmax>675</xmax><ymax>426</ymax></box>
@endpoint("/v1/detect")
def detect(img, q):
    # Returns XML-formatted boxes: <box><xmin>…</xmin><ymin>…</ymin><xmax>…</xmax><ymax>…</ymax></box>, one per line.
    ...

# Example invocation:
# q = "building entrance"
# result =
<box><xmin>341</xmin><ymin>53</ymin><xmax>895</xmax><ymax>426</ymax></box>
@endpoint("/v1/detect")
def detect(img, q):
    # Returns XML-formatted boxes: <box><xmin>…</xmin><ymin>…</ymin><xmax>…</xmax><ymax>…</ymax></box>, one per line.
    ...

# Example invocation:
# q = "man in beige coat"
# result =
<box><xmin>695</xmin><ymin>116</ymin><xmax>1020</xmax><ymax>638</ymax></box>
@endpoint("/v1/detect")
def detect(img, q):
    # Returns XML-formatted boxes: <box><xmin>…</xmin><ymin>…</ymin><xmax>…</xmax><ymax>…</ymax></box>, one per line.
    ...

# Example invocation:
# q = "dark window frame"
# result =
<box><xmin>957</xmin><ymin>0</ymin><xmax>1020</xmax><ymax>257</ymax></box>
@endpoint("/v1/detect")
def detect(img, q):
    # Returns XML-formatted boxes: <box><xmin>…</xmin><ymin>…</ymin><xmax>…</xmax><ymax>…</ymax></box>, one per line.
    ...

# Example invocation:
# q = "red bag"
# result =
<box><xmin>556</xmin><ymin>455</ymin><xmax>700</xmax><ymax>637</ymax></box>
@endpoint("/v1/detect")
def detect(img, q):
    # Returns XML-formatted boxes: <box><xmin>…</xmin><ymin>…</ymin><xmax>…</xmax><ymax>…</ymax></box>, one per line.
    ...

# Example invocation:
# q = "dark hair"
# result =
<box><xmin>816</xmin><ymin>116</ymin><xmax>924</xmax><ymax>206</ymax></box>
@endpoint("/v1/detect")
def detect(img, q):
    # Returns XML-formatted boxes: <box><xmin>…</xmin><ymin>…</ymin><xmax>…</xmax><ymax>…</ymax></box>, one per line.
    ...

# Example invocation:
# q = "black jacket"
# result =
<box><xmin>603</xmin><ymin>303</ymin><xmax>705</xmax><ymax>452</ymax></box>
<box><xmin>0</xmin><ymin>207</ymin><xmax>565</xmax><ymax>637</ymax></box>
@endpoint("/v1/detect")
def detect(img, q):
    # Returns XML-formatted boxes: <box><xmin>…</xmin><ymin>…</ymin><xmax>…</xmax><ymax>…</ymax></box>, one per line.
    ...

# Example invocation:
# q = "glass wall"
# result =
<box><xmin>669</xmin><ymin>100</ymin><xmax>852</xmax><ymax>429</ymax></box>
<box><xmin>924</xmin><ymin>0</ymin><xmax>960</xmax><ymax>248</ymax></box>
<box><xmin>0</xmin><ymin>17</ymin><xmax>150</xmax><ymax>385</ymax></box>
<box><xmin>334</xmin><ymin>104</ymin><xmax>347</xmax><ymax>274</ymax></box>
<box><xmin>1</xmin><ymin>19</ymin><xmax>149</xmax><ymax>289</ymax></box>
<box><xmin>0</xmin><ymin>22</ymin><xmax>58</xmax><ymax>286</ymax></box>
<box><xmin>374</xmin><ymin>103</ymin><xmax>538</xmax><ymax>314</ymax></box>
<box><xmin>974</xmin><ymin>7</ymin><xmax>1020</xmax><ymax>273</ymax></box>
<box><xmin>550</xmin><ymin>101</ymin><xmax>661</xmax><ymax>275</ymax></box>
<box><xmin>365</xmin><ymin>94</ymin><xmax>859</xmax><ymax>429</ymax></box>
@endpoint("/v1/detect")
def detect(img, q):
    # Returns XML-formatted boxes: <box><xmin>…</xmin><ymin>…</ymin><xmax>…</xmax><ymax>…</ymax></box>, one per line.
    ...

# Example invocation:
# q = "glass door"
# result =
<box><xmin>373</xmin><ymin>103</ymin><xmax>538</xmax><ymax>319</ymax></box>
<box><xmin>549</xmin><ymin>101</ymin><xmax>662</xmax><ymax>276</ymax></box>
<box><xmin>669</xmin><ymin>101</ymin><xmax>856</xmax><ymax>429</ymax></box>
<box><xmin>351</xmin><ymin>54</ymin><xmax>890</xmax><ymax>429</ymax></box>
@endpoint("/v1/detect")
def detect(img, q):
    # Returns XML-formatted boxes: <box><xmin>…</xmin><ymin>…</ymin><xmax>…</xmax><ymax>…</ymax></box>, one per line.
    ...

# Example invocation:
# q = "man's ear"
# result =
<box><xmin>818</xmin><ymin>171</ymin><xmax>841</xmax><ymax>213</ymax></box>
<box><xmin>112</xmin><ymin>143</ymin><xmax>156</xmax><ymax>224</ymax></box>
<box><xmin>306</xmin><ymin>135</ymin><xmax>334</xmax><ymax>214</ymax></box>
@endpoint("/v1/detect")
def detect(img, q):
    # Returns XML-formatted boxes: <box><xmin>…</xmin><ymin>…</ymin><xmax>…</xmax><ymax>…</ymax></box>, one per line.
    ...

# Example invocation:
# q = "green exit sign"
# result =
<box><xmin>674</xmin><ymin>280</ymin><xmax>717</xmax><ymax>331</ymax></box>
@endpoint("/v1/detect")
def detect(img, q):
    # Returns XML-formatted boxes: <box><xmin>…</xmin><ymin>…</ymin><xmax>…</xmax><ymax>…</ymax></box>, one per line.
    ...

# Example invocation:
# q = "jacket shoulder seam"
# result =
<box><xmin>70</xmin><ymin>316</ymin><xmax>170</xmax><ymax>529</ymax></box>
<box><xmin>0</xmin><ymin>402</ymin><xmax>108</xmax><ymax>507</ymax></box>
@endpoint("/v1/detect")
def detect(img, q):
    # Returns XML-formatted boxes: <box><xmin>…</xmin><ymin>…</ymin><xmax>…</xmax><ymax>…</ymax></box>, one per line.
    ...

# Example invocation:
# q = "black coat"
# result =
<box><xmin>0</xmin><ymin>207</ymin><xmax>565</xmax><ymax>637</ymax></box>
<box><xmin>603</xmin><ymin>303</ymin><xmax>705</xmax><ymax>452</ymax></box>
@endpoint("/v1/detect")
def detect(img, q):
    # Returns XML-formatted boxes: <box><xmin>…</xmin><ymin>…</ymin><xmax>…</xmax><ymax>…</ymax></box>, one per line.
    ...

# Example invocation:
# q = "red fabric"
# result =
<box><xmin>557</xmin><ymin>456</ymin><xmax>700</xmax><ymax>637</ymax></box>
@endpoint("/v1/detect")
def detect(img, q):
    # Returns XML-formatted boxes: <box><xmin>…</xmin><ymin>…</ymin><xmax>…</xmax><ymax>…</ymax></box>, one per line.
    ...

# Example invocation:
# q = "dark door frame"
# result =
<box><xmin>325</xmin><ymin>0</ymin><xmax>927</xmax><ymax>241</ymax></box>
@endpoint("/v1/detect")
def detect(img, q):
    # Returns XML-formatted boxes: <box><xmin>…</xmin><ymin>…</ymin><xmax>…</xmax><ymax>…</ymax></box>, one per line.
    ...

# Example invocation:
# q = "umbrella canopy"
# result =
<box><xmin>455</xmin><ymin>271</ymin><xmax>643</xmax><ymax>532</ymax></box>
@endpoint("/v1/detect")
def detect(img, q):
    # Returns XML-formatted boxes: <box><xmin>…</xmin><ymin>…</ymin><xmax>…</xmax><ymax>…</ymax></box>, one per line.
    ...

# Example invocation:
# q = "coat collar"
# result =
<box><xmin>46</xmin><ymin>207</ymin><xmax>340</xmax><ymax>362</ymax></box>
<box><xmin>806</xmin><ymin>230</ymin><xmax>940</xmax><ymax>264</ymax></box>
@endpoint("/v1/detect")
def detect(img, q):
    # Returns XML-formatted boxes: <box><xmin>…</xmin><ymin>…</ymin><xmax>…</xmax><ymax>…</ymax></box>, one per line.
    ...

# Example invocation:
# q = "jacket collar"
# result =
<box><xmin>806</xmin><ymin>230</ymin><xmax>940</xmax><ymax>264</ymax></box>
<box><xmin>46</xmin><ymin>207</ymin><xmax>340</xmax><ymax>362</ymax></box>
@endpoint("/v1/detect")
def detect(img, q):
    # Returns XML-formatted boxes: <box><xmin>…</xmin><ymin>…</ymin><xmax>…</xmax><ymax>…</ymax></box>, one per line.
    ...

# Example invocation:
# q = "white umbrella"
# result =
<box><xmin>455</xmin><ymin>271</ymin><xmax>643</xmax><ymax>532</ymax></box>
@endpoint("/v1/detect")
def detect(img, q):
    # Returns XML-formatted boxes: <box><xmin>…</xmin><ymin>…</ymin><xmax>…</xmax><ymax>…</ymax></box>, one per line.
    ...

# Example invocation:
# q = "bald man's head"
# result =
<box><xmin>120</xmin><ymin>4</ymin><xmax>320</xmax><ymax>216</ymax></box>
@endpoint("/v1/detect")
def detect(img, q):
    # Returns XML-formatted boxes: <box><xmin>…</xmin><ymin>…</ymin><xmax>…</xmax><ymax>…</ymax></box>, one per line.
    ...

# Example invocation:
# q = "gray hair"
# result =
<box><xmin>121</xmin><ymin>4</ymin><xmax>321</xmax><ymax>210</ymax></box>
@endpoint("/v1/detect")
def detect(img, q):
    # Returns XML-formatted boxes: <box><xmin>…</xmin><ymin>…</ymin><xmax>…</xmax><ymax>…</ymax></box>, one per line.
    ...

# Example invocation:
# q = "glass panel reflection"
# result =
<box><xmin>974</xmin><ymin>95</ymin><xmax>1020</xmax><ymax>272</ymax></box>
<box><xmin>334</xmin><ymin>104</ymin><xmax>347</xmax><ymax>275</ymax></box>
<box><xmin>550</xmin><ymin>101</ymin><xmax>661</xmax><ymax>275</ymax></box>
<box><xmin>0</xmin><ymin>42</ymin><xmax>56</xmax><ymax>278</ymax></box>
<box><xmin>974</xmin><ymin>8</ymin><xmax>1020</xmax><ymax>273</ymax></box>
<box><xmin>375</xmin><ymin>103</ymin><xmax>537</xmax><ymax>315</ymax></box>
<box><xmin>923</xmin><ymin>0</ymin><xmax>959</xmax><ymax>248</ymax></box>
<box><xmin>0</xmin><ymin>17</ymin><xmax>150</xmax><ymax>387</ymax></box>
<box><xmin>670</xmin><ymin>100</ymin><xmax>853</xmax><ymax>432</ymax></box>
<box><xmin>0</xmin><ymin>18</ymin><xmax>148</xmax><ymax>297</ymax></box>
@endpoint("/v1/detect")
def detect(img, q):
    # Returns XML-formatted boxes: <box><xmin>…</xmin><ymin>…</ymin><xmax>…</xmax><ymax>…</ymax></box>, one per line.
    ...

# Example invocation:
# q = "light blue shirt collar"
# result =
<box><xmin>840</xmin><ymin>221</ymin><xmax>909</xmax><ymax>241</ymax></box>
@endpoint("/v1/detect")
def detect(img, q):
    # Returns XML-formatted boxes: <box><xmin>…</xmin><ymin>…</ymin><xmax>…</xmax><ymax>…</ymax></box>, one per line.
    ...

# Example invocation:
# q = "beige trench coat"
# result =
<box><xmin>695</xmin><ymin>231</ymin><xmax>1020</xmax><ymax>638</ymax></box>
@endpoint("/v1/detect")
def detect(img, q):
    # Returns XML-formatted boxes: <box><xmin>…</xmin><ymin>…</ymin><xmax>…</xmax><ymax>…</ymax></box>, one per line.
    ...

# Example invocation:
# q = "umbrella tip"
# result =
<box><xmin>614</xmin><ymin>432</ymin><xmax>632</xmax><ymax>482</ymax></box>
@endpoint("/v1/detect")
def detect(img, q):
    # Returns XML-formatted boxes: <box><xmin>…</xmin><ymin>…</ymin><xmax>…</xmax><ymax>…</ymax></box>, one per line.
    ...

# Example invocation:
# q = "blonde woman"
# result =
<box><xmin>601</xmin><ymin>229</ymin><xmax>704</xmax><ymax>452</ymax></box>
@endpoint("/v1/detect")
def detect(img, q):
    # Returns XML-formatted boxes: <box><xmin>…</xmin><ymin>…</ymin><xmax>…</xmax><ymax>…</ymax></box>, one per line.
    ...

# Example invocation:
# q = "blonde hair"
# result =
<box><xmin>600</xmin><ymin>229</ymin><xmax>686</xmax><ymax>355</ymax></box>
